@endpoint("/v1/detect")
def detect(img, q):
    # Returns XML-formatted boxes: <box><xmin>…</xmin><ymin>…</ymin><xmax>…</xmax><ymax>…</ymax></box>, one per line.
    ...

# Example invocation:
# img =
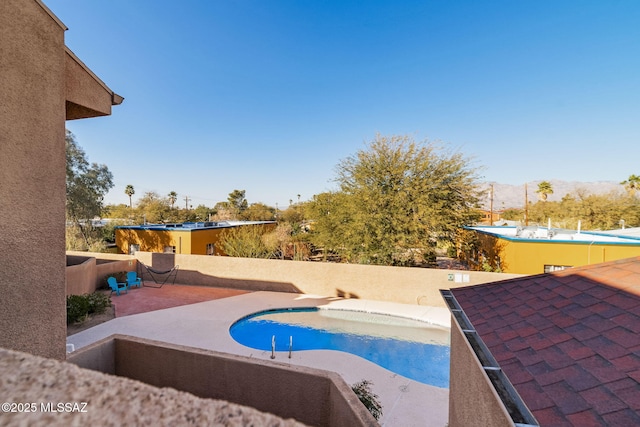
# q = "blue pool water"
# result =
<box><xmin>229</xmin><ymin>307</ymin><xmax>450</xmax><ymax>388</ymax></box>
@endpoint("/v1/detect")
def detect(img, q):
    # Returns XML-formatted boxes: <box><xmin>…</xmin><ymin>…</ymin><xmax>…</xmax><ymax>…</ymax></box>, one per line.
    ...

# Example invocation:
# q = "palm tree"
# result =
<box><xmin>536</xmin><ymin>181</ymin><xmax>554</xmax><ymax>202</ymax></box>
<box><xmin>621</xmin><ymin>174</ymin><xmax>640</xmax><ymax>196</ymax></box>
<box><xmin>168</xmin><ymin>191</ymin><xmax>178</xmax><ymax>209</ymax></box>
<box><xmin>125</xmin><ymin>184</ymin><xmax>135</xmax><ymax>208</ymax></box>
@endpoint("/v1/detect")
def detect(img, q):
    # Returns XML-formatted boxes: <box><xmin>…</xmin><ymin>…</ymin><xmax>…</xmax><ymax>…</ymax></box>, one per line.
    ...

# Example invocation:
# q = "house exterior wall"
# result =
<box><xmin>190</xmin><ymin>228</ymin><xmax>226</xmax><ymax>255</ymax></box>
<box><xmin>0</xmin><ymin>0</ymin><xmax>120</xmax><ymax>360</ymax></box>
<box><xmin>472</xmin><ymin>232</ymin><xmax>640</xmax><ymax>274</ymax></box>
<box><xmin>0</xmin><ymin>0</ymin><xmax>68</xmax><ymax>360</ymax></box>
<box><xmin>116</xmin><ymin>228</ymin><xmax>208</xmax><ymax>255</ymax></box>
<box><xmin>168</xmin><ymin>230</ymin><xmax>193</xmax><ymax>254</ymax></box>
<box><xmin>116</xmin><ymin>224</ymin><xmax>276</xmax><ymax>256</ymax></box>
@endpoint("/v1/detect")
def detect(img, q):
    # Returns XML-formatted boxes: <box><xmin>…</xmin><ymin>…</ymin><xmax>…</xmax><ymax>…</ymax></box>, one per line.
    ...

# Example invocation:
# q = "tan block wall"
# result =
<box><xmin>0</xmin><ymin>0</ymin><xmax>67</xmax><ymax>360</ymax></box>
<box><xmin>66</xmin><ymin>256</ymin><xmax>97</xmax><ymax>296</ymax></box>
<box><xmin>96</xmin><ymin>259</ymin><xmax>138</xmax><ymax>284</ymax></box>
<box><xmin>3</xmin><ymin>345</ymin><xmax>306</xmax><ymax>427</ymax></box>
<box><xmin>69</xmin><ymin>335</ymin><xmax>377</xmax><ymax>427</ymax></box>
<box><xmin>136</xmin><ymin>252</ymin><xmax>521</xmax><ymax>307</ymax></box>
<box><xmin>65</xmin><ymin>253</ymin><xmax>137</xmax><ymax>295</ymax></box>
<box><xmin>448</xmin><ymin>320</ymin><xmax>513</xmax><ymax>427</ymax></box>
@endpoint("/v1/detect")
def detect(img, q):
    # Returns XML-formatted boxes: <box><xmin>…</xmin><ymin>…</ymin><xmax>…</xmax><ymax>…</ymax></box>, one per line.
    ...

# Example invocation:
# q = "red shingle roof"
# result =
<box><xmin>451</xmin><ymin>256</ymin><xmax>640</xmax><ymax>426</ymax></box>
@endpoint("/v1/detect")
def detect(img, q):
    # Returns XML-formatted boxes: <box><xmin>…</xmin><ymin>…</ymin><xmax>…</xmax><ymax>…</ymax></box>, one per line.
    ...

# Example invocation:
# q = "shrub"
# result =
<box><xmin>66</xmin><ymin>292</ymin><xmax>112</xmax><ymax>324</ymax></box>
<box><xmin>351</xmin><ymin>380</ymin><xmax>383</xmax><ymax>421</ymax></box>
<box><xmin>101</xmin><ymin>271</ymin><xmax>128</xmax><ymax>288</ymax></box>
<box><xmin>219</xmin><ymin>225</ymin><xmax>276</xmax><ymax>258</ymax></box>
<box><xmin>66</xmin><ymin>295</ymin><xmax>90</xmax><ymax>324</ymax></box>
<box><xmin>86</xmin><ymin>292</ymin><xmax>111</xmax><ymax>315</ymax></box>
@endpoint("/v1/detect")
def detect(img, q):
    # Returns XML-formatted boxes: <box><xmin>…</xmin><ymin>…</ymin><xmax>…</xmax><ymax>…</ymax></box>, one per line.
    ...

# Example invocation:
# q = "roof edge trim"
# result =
<box><xmin>441</xmin><ymin>290</ymin><xmax>539</xmax><ymax>427</ymax></box>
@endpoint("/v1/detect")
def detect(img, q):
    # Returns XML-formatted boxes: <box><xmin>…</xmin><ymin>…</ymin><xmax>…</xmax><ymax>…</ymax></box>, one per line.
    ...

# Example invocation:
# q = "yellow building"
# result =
<box><xmin>465</xmin><ymin>225</ymin><xmax>640</xmax><ymax>274</ymax></box>
<box><xmin>115</xmin><ymin>221</ymin><xmax>276</xmax><ymax>255</ymax></box>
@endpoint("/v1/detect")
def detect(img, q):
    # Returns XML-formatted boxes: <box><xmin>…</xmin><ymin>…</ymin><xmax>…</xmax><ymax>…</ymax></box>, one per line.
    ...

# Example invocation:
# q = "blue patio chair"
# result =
<box><xmin>107</xmin><ymin>276</ymin><xmax>128</xmax><ymax>296</ymax></box>
<box><xmin>126</xmin><ymin>271</ymin><xmax>142</xmax><ymax>289</ymax></box>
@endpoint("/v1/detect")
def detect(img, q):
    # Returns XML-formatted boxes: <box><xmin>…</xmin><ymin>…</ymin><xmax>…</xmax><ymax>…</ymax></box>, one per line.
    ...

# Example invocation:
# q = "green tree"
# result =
<box><xmin>278</xmin><ymin>204</ymin><xmax>305</xmax><ymax>233</ymax></box>
<box><xmin>536</xmin><ymin>181</ymin><xmax>554</xmax><ymax>201</ymax></box>
<box><xmin>227</xmin><ymin>189</ymin><xmax>249</xmax><ymax>216</ymax></box>
<box><xmin>193</xmin><ymin>204</ymin><xmax>213</xmax><ymax>222</ymax></box>
<box><xmin>307</xmin><ymin>191</ymin><xmax>355</xmax><ymax>260</ymax></box>
<box><xmin>309</xmin><ymin>134</ymin><xmax>482</xmax><ymax>266</ymax></box>
<box><xmin>218</xmin><ymin>225</ymin><xmax>276</xmax><ymax>258</ymax></box>
<box><xmin>525</xmin><ymin>190</ymin><xmax>640</xmax><ymax>230</ymax></box>
<box><xmin>66</xmin><ymin>130</ymin><xmax>114</xmax><ymax>249</ymax></box>
<box><xmin>621</xmin><ymin>174</ymin><xmax>640</xmax><ymax>196</ymax></box>
<box><xmin>136</xmin><ymin>191</ymin><xmax>170</xmax><ymax>223</ymax></box>
<box><xmin>500</xmin><ymin>208</ymin><xmax>524</xmax><ymax>221</ymax></box>
<box><xmin>241</xmin><ymin>202</ymin><xmax>276</xmax><ymax>221</ymax></box>
<box><xmin>211</xmin><ymin>201</ymin><xmax>233</xmax><ymax>220</ymax></box>
<box><xmin>103</xmin><ymin>203</ymin><xmax>133</xmax><ymax>222</ymax></box>
<box><xmin>124</xmin><ymin>184</ymin><xmax>135</xmax><ymax>208</ymax></box>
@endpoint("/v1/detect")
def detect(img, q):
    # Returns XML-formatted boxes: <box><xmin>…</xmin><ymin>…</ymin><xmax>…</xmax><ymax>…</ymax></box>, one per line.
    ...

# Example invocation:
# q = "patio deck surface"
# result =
<box><xmin>69</xmin><ymin>284</ymin><xmax>450</xmax><ymax>427</ymax></box>
<box><xmin>110</xmin><ymin>283</ymin><xmax>250</xmax><ymax>317</ymax></box>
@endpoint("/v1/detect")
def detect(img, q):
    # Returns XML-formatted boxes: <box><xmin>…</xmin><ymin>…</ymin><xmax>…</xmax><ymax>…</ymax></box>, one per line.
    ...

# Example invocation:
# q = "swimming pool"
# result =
<box><xmin>229</xmin><ymin>307</ymin><xmax>450</xmax><ymax>388</ymax></box>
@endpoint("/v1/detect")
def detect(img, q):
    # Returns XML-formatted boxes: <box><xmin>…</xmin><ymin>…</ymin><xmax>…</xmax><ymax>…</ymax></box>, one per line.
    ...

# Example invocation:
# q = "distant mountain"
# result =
<box><xmin>479</xmin><ymin>180</ymin><xmax>623</xmax><ymax>210</ymax></box>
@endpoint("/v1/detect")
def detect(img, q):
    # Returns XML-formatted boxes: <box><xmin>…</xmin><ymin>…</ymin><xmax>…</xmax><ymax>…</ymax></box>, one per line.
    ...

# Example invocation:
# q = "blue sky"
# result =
<box><xmin>47</xmin><ymin>0</ymin><xmax>640</xmax><ymax>208</ymax></box>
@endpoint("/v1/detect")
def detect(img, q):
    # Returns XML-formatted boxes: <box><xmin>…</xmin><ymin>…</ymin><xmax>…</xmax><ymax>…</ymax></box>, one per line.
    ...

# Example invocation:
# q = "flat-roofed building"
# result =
<box><xmin>115</xmin><ymin>221</ymin><xmax>277</xmax><ymax>255</ymax></box>
<box><xmin>465</xmin><ymin>225</ymin><xmax>640</xmax><ymax>274</ymax></box>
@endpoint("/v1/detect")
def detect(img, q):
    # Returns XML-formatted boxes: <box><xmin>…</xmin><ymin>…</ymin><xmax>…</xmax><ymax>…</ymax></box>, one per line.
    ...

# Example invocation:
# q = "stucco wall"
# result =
<box><xmin>135</xmin><ymin>252</ymin><xmax>521</xmax><ymax>307</ymax></box>
<box><xmin>69</xmin><ymin>335</ymin><xmax>377</xmax><ymax>427</ymax></box>
<box><xmin>2</xmin><ymin>345</ymin><xmax>307</xmax><ymax>427</ymax></box>
<box><xmin>65</xmin><ymin>49</ymin><xmax>114</xmax><ymax>119</ymax></box>
<box><xmin>66</xmin><ymin>252</ymin><xmax>138</xmax><ymax>295</ymax></box>
<box><xmin>448</xmin><ymin>319</ymin><xmax>513</xmax><ymax>427</ymax></box>
<box><xmin>96</xmin><ymin>258</ymin><xmax>138</xmax><ymax>285</ymax></box>
<box><xmin>0</xmin><ymin>0</ymin><xmax>68</xmax><ymax>360</ymax></box>
<box><xmin>1</xmin><ymin>0</ymin><xmax>121</xmax><ymax>360</ymax></box>
<box><xmin>66</xmin><ymin>256</ymin><xmax>97</xmax><ymax>295</ymax></box>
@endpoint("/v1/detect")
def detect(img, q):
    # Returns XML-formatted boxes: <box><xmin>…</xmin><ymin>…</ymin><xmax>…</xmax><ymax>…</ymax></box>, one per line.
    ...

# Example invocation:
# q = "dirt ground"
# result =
<box><xmin>66</xmin><ymin>304</ymin><xmax>115</xmax><ymax>337</ymax></box>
